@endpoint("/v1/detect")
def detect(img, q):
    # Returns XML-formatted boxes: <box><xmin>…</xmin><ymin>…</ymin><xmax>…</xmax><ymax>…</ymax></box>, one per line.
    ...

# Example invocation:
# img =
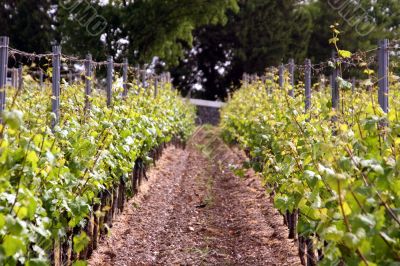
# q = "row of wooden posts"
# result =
<box><xmin>7</xmin><ymin>67</ymin><xmax>89</xmax><ymax>89</ymax></box>
<box><xmin>0</xmin><ymin>36</ymin><xmax>172</xmax><ymax>128</ymax></box>
<box><xmin>243</xmin><ymin>39</ymin><xmax>390</xmax><ymax>114</ymax></box>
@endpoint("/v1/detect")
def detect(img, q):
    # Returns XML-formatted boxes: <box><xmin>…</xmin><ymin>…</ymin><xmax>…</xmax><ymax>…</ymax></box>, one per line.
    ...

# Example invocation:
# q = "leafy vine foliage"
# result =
<box><xmin>221</xmin><ymin>74</ymin><xmax>400</xmax><ymax>265</ymax></box>
<box><xmin>0</xmin><ymin>75</ymin><xmax>195</xmax><ymax>265</ymax></box>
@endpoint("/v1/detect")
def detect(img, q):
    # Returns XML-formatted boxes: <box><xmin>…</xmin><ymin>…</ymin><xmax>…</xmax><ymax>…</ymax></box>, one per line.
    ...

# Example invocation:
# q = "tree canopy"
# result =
<box><xmin>1</xmin><ymin>0</ymin><xmax>400</xmax><ymax>99</ymax></box>
<box><xmin>172</xmin><ymin>0</ymin><xmax>400</xmax><ymax>100</ymax></box>
<box><xmin>58</xmin><ymin>0</ymin><xmax>239</xmax><ymax>63</ymax></box>
<box><xmin>171</xmin><ymin>0</ymin><xmax>313</xmax><ymax>99</ymax></box>
<box><xmin>1</xmin><ymin>0</ymin><xmax>238</xmax><ymax>63</ymax></box>
<box><xmin>306</xmin><ymin>0</ymin><xmax>400</xmax><ymax>62</ymax></box>
<box><xmin>0</xmin><ymin>0</ymin><xmax>56</xmax><ymax>53</ymax></box>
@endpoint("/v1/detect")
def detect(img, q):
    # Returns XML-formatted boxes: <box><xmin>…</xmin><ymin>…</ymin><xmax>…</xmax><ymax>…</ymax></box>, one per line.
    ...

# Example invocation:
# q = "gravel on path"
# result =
<box><xmin>88</xmin><ymin>127</ymin><xmax>300</xmax><ymax>266</ymax></box>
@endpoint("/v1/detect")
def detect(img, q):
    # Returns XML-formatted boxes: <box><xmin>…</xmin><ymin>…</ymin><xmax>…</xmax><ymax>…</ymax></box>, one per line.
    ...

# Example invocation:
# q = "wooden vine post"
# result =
<box><xmin>267</xmin><ymin>73</ymin><xmax>273</xmax><ymax>95</ymax></box>
<box><xmin>68</xmin><ymin>70</ymin><xmax>73</xmax><ymax>84</ymax></box>
<box><xmin>11</xmin><ymin>68</ymin><xmax>18</xmax><ymax>88</ymax></box>
<box><xmin>122</xmin><ymin>58</ymin><xmax>128</xmax><ymax>98</ymax></box>
<box><xmin>154</xmin><ymin>75</ymin><xmax>158</xmax><ymax>98</ymax></box>
<box><xmin>18</xmin><ymin>65</ymin><xmax>23</xmax><ymax>89</ymax></box>
<box><xmin>331</xmin><ymin>51</ymin><xmax>339</xmax><ymax>111</ymax></box>
<box><xmin>141</xmin><ymin>68</ymin><xmax>146</xmax><ymax>90</ymax></box>
<box><xmin>51</xmin><ymin>45</ymin><xmax>61</xmax><ymax>129</ymax></box>
<box><xmin>85</xmin><ymin>54</ymin><xmax>92</xmax><ymax>112</ymax></box>
<box><xmin>0</xmin><ymin>36</ymin><xmax>9</xmax><ymax>120</ymax></box>
<box><xmin>305</xmin><ymin>58</ymin><xmax>317</xmax><ymax>266</ymax></box>
<box><xmin>305</xmin><ymin>59</ymin><xmax>312</xmax><ymax>112</ymax></box>
<box><xmin>39</xmin><ymin>69</ymin><xmax>44</xmax><ymax>88</ymax></box>
<box><xmin>378</xmin><ymin>39</ymin><xmax>389</xmax><ymax>113</ymax></box>
<box><xmin>279</xmin><ymin>64</ymin><xmax>284</xmax><ymax>89</ymax></box>
<box><xmin>160</xmin><ymin>73</ymin><xmax>165</xmax><ymax>91</ymax></box>
<box><xmin>106</xmin><ymin>56</ymin><xmax>113</xmax><ymax>107</ymax></box>
<box><xmin>135</xmin><ymin>64</ymin><xmax>140</xmax><ymax>92</ymax></box>
<box><xmin>289</xmin><ymin>58</ymin><xmax>295</xmax><ymax>97</ymax></box>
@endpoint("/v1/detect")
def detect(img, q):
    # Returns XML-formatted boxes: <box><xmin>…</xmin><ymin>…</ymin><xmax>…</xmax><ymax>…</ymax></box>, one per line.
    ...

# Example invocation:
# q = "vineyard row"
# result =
<box><xmin>221</xmin><ymin>38</ymin><xmax>400</xmax><ymax>265</ymax></box>
<box><xmin>0</xmin><ymin>36</ymin><xmax>196</xmax><ymax>265</ymax></box>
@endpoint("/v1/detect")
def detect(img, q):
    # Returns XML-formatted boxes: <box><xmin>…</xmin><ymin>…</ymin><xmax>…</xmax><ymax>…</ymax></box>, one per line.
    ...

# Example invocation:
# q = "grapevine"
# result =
<box><xmin>221</xmin><ymin>67</ymin><xmax>400</xmax><ymax>265</ymax></box>
<box><xmin>0</xmin><ymin>74</ymin><xmax>195</xmax><ymax>265</ymax></box>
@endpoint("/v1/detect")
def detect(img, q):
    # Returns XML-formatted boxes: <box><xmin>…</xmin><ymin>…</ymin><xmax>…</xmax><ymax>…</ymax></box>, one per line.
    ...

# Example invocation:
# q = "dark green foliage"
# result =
<box><xmin>0</xmin><ymin>0</ymin><xmax>56</xmax><ymax>53</ymax></box>
<box><xmin>171</xmin><ymin>0</ymin><xmax>313</xmax><ymax>100</ymax></box>
<box><xmin>57</xmin><ymin>1</ymin><xmax>120</xmax><ymax>61</ymax></box>
<box><xmin>58</xmin><ymin>0</ymin><xmax>239</xmax><ymax>63</ymax></box>
<box><xmin>0</xmin><ymin>0</ymin><xmax>238</xmax><ymax>64</ymax></box>
<box><xmin>123</xmin><ymin>0</ymin><xmax>238</xmax><ymax>65</ymax></box>
<box><xmin>307</xmin><ymin>0</ymin><xmax>400</xmax><ymax>62</ymax></box>
<box><xmin>1</xmin><ymin>0</ymin><xmax>400</xmax><ymax>100</ymax></box>
<box><xmin>232</xmin><ymin>0</ymin><xmax>308</xmax><ymax>72</ymax></box>
<box><xmin>173</xmin><ymin>0</ymin><xmax>400</xmax><ymax>100</ymax></box>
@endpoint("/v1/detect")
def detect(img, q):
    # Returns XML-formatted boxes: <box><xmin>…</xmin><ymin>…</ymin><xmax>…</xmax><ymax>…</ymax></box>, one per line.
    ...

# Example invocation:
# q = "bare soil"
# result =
<box><xmin>88</xmin><ymin>127</ymin><xmax>300</xmax><ymax>266</ymax></box>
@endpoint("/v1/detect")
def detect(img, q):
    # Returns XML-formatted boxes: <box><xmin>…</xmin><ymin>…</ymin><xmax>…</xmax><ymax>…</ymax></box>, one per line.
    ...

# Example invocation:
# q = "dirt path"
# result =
<box><xmin>89</xmin><ymin>127</ymin><xmax>300</xmax><ymax>266</ymax></box>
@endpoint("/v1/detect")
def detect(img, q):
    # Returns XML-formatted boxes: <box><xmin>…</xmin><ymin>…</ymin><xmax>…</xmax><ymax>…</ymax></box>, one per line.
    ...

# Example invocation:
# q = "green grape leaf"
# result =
<box><xmin>2</xmin><ymin>235</ymin><xmax>25</xmax><ymax>257</ymax></box>
<box><xmin>2</xmin><ymin>110</ymin><xmax>24</xmax><ymax>130</ymax></box>
<box><xmin>73</xmin><ymin>232</ymin><xmax>90</xmax><ymax>254</ymax></box>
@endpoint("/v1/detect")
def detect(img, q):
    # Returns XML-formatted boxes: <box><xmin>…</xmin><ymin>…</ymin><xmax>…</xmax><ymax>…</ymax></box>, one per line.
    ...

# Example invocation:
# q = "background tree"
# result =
<box><xmin>0</xmin><ymin>0</ymin><xmax>56</xmax><ymax>53</ymax></box>
<box><xmin>171</xmin><ymin>0</ymin><xmax>313</xmax><ymax>100</ymax></box>
<box><xmin>57</xmin><ymin>1</ymin><xmax>121</xmax><ymax>61</ymax></box>
<box><xmin>58</xmin><ymin>0</ymin><xmax>239</xmax><ymax>64</ymax></box>
<box><xmin>2</xmin><ymin>0</ymin><xmax>400</xmax><ymax>100</ymax></box>
<box><xmin>306</xmin><ymin>0</ymin><xmax>400</xmax><ymax>63</ymax></box>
